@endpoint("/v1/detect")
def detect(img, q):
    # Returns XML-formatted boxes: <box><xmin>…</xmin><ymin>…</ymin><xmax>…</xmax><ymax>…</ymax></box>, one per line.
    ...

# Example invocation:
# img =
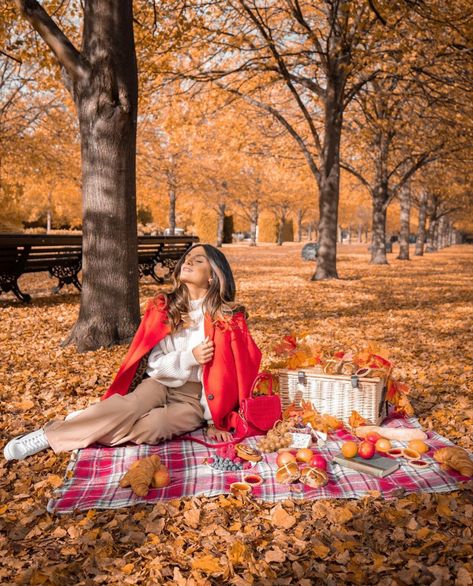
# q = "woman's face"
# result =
<box><xmin>180</xmin><ymin>246</ymin><xmax>212</xmax><ymax>289</ymax></box>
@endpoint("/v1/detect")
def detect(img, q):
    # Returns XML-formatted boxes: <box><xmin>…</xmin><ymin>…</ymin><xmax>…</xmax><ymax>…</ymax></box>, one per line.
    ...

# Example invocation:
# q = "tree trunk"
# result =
<box><xmin>397</xmin><ymin>182</ymin><xmax>411</xmax><ymax>260</ymax></box>
<box><xmin>46</xmin><ymin>189</ymin><xmax>53</xmax><ymax>233</ymax></box>
<box><xmin>415</xmin><ymin>191</ymin><xmax>427</xmax><ymax>256</ymax></box>
<box><xmin>249</xmin><ymin>200</ymin><xmax>258</xmax><ymax>246</ymax></box>
<box><xmin>65</xmin><ymin>0</ymin><xmax>140</xmax><ymax>352</ymax></box>
<box><xmin>216</xmin><ymin>202</ymin><xmax>226</xmax><ymax>248</ymax></box>
<box><xmin>357</xmin><ymin>223</ymin><xmax>362</xmax><ymax>243</ymax></box>
<box><xmin>437</xmin><ymin>216</ymin><xmax>446</xmax><ymax>249</ymax></box>
<box><xmin>307</xmin><ymin>222</ymin><xmax>312</xmax><ymax>241</ymax></box>
<box><xmin>337</xmin><ymin>224</ymin><xmax>342</xmax><ymax>244</ymax></box>
<box><xmin>276</xmin><ymin>215</ymin><xmax>284</xmax><ymax>246</ymax></box>
<box><xmin>426</xmin><ymin>217</ymin><xmax>438</xmax><ymax>252</ymax></box>
<box><xmin>312</xmin><ymin>87</ymin><xmax>342</xmax><ymax>280</ymax></box>
<box><xmin>297</xmin><ymin>209</ymin><xmax>303</xmax><ymax>243</ymax></box>
<box><xmin>370</xmin><ymin>130</ymin><xmax>390</xmax><ymax>265</ymax></box>
<box><xmin>370</xmin><ymin>191</ymin><xmax>389</xmax><ymax>264</ymax></box>
<box><xmin>168</xmin><ymin>175</ymin><xmax>176</xmax><ymax>235</ymax></box>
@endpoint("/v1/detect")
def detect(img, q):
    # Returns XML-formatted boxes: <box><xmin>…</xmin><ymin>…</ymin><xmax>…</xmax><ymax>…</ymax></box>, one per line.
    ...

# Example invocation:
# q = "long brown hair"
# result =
<box><xmin>153</xmin><ymin>244</ymin><xmax>245</xmax><ymax>332</ymax></box>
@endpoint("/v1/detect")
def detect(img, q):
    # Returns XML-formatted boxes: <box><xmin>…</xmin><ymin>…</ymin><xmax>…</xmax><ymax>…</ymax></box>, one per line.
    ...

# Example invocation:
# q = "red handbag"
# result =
<box><xmin>180</xmin><ymin>372</ymin><xmax>282</xmax><ymax>447</ymax></box>
<box><xmin>231</xmin><ymin>372</ymin><xmax>282</xmax><ymax>438</ymax></box>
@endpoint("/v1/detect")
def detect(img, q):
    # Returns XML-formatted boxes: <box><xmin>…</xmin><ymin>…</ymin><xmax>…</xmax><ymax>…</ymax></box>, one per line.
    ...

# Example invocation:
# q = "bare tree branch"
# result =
<box><xmin>0</xmin><ymin>49</ymin><xmax>22</xmax><ymax>64</ymax></box>
<box><xmin>340</xmin><ymin>161</ymin><xmax>373</xmax><ymax>193</ymax></box>
<box><xmin>15</xmin><ymin>0</ymin><xmax>87</xmax><ymax>81</ymax></box>
<box><xmin>217</xmin><ymin>81</ymin><xmax>320</xmax><ymax>180</ymax></box>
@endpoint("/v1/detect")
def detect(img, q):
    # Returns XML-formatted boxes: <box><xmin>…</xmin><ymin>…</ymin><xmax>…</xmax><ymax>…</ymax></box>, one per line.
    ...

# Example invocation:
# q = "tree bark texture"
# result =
<box><xmin>397</xmin><ymin>181</ymin><xmax>411</xmax><ymax>260</ymax></box>
<box><xmin>312</xmin><ymin>87</ymin><xmax>342</xmax><ymax>280</ymax></box>
<box><xmin>66</xmin><ymin>0</ymin><xmax>140</xmax><ymax>351</ymax></box>
<box><xmin>415</xmin><ymin>191</ymin><xmax>427</xmax><ymax>256</ymax></box>
<box><xmin>216</xmin><ymin>202</ymin><xmax>225</xmax><ymax>248</ymax></box>
<box><xmin>167</xmin><ymin>170</ymin><xmax>176</xmax><ymax>235</ymax></box>
<box><xmin>249</xmin><ymin>201</ymin><xmax>258</xmax><ymax>247</ymax></box>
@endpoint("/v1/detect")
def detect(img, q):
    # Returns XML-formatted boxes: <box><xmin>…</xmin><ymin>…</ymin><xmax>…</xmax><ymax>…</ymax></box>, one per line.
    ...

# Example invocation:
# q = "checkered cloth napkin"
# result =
<box><xmin>47</xmin><ymin>416</ymin><xmax>471</xmax><ymax>514</ymax></box>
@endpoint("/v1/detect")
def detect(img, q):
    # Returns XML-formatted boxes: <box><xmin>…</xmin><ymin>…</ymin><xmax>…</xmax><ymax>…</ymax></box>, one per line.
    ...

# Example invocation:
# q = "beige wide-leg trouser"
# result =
<box><xmin>44</xmin><ymin>377</ymin><xmax>205</xmax><ymax>454</ymax></box>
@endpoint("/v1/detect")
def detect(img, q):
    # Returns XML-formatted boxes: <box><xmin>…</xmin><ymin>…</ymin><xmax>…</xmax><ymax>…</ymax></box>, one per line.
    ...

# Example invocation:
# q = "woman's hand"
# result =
<box><xmin>192</xmin><ymin>336</ymin><xmax>214</xmax><ymax>365</ymax></box>
<box><xmin>206</xmin><ymin>424</ymin><xmax>233</xmax><ymax>443</ymax></box>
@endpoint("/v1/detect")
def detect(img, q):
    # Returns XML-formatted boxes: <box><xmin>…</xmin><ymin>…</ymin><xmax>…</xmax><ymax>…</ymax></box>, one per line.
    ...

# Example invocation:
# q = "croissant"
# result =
<box><xmin>434</xmin><ymin>447</ymin><xmax>473</xmax><ymax>477</ymax></box>
<box><xmin>119</xmin><ymin>455</ymin><xmax>162</xmax><ymax>496</ymax></box>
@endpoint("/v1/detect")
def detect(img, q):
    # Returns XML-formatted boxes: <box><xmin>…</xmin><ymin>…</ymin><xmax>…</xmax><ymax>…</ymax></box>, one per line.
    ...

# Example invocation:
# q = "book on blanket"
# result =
<box><xmin>333</xmin><ymin>454</ymin><xmax>400</xmax><ymax>477</ymax></box>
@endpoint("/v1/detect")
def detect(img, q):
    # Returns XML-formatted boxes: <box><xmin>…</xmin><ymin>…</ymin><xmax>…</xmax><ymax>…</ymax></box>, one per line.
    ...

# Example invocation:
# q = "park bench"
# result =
<box><xmin>0</xmin><ymin>233</ymin><xmax>198</xmax><ymax>302</ymax></box>
<box><xmin>137</xmin><ymin>235</ymin><xmax>199</xmax><ymax>283</ymax></box>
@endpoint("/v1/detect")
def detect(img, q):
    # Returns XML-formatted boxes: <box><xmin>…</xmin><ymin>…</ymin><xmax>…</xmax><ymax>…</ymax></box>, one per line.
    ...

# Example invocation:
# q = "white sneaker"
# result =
<box><xmin>3</xmin><ymin>429</ymin><xmax>50</xmax><ymax>461</ymax></box>
<box><xmin>64</xmin><ymin>409</ymin><xmax>84</xmax><ymax>421</ymax></box>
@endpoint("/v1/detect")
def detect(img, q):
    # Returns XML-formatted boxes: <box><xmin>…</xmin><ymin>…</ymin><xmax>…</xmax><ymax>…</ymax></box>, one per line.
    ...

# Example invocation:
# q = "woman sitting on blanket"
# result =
<box><xmin>4</xmin><ymin>244</ymin><xmax>262</xmax><ymax>461</ymax></box>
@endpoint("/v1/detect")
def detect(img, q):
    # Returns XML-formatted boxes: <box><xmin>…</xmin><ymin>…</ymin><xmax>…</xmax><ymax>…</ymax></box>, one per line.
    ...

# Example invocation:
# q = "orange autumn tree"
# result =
<box><xmin>153</xmin><ymin>1</ymin><xmax>395</xmax><ymax>280</ymax></box>
<box><xmin>8</xmin><ymin>0</ymin><xmax>141</xmax><ymax>352</ymax></box>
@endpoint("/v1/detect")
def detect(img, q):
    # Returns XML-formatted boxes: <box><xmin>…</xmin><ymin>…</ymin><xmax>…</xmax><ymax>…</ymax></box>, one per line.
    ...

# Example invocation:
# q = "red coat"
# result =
<box><xmin>102</xmin><ymin>299</ymin><xmax>262</xmax><ymax>431</ymax></box>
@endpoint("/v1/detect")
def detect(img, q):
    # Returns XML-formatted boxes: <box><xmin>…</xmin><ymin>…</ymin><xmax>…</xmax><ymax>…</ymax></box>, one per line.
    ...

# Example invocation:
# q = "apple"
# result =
<box><xmin>276</xmin><ymin>451</ymin><xmax>297</xmax><ymax>467</ymax></box>
<box><xmin>365</xmin><ymin>431</ymin><xmax>381</xmax><ymax>444</ymax></box>
<box><xmin>358</xmin><ymin>441</ymin><xmax>376</xmax><ymax>459</ymax></box>
<box><xmin>309</xmin><ymin>454</ymin><xmax>327</xmax><ymax>470</ymax></box>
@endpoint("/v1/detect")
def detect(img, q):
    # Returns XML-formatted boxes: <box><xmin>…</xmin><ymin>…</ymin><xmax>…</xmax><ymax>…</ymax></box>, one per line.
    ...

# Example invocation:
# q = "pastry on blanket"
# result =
<box><xmin>433</xmin><ymin>447</ymin><xmax>473</xmax><ymax>477</ymax></box>
<box><xmin>354</xmin><ymin>425</ymin><xmax>427</xmax><ymax>442</ymax></box>
<box><xmin>119</xmin><ymin>455</ymin><xmax>168</xmax><ymax>496</ymax></box>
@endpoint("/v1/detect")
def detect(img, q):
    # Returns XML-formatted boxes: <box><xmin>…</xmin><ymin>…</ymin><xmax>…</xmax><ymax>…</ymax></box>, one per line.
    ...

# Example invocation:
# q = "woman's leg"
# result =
<box><xmin>107</xmin><ymin>381</ymin><xmax>205</xmax><ymax>445</ymax></box>
<box><xmin>44</xmin><ymin>377</ymin><xmax>168</xmax><ymax>453</ymax></box>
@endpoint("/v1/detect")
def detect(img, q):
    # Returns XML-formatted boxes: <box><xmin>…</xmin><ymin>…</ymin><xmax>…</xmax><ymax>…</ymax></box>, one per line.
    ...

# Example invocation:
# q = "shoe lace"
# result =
<box><xmin>22</xmin><ymin>432</ymin><xmax>46</xmax><ymax>451</ymax></box>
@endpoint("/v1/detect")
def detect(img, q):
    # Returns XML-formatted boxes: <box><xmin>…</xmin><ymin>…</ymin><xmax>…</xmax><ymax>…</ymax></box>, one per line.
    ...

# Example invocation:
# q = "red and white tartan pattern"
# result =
<box><xmin>47</xmin><ymin>416</ymin><xmax>471</xmax><ymax>514</ymax></box>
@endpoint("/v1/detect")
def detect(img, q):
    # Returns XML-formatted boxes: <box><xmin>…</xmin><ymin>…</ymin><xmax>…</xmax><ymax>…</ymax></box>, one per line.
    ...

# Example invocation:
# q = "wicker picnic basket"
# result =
<box><xmin>277</xmin><ymin>367</ymin><xmax>388</xmax><ymax>425</ymax></box>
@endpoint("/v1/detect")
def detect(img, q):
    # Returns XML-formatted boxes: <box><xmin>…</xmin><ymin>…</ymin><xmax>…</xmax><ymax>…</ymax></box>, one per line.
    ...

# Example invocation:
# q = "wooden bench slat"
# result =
<box><xmin>0</xmin><ymin>233</ymin><xmax>198</xmax><ymax>301</ymax></box>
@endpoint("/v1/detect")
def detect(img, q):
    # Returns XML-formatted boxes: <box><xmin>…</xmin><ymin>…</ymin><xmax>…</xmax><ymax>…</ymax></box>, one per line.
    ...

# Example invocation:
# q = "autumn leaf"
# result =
<box><xmin>270</xmin><ymin>504</ymin><xmax>296</xmax><ymax>529</ymax></box>
<box><xmin>191</xmin><ymin>555</ymin><xmax>222</xmax><ymax>574</ymax></box>
<box><xmin>265</xmin><ymin>547</ymin><xmax>286</xmax><ymax>563</ymax></box>
<box><xmin>228</xmin><ymin>541</ymin><xmax>248</xmax><ymax>565</ymax></box>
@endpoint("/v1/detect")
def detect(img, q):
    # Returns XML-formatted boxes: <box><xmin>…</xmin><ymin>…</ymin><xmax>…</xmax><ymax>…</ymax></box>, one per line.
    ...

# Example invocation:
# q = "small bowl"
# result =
<box><xmin>229</xmin><ymin>481</ymin><xmax>252</xmax><ymax>497</ymax></box>
<box><xmin>243</xmin><ymin>473</ymin><xmax>263</xmax><ymax>487</ymax></box>
<box><xmin>408</xmin><ymin>459</ymin><xmax>430</xmax><ymax>469</ymax></box>
<box><xmin>402</xmin><ymin>448</ymin><xmax>421</xmax><ymax>460</ymax></box>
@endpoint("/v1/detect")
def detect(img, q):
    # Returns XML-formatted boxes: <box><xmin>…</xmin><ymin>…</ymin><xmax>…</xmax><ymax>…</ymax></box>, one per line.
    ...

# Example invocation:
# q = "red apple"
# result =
<box><xmin>276</xmin><ymin>451</ymin><xmax>297</xmax><ymax>467</ymax></box>
<box><xmin>365</xmin><ymin>431</ymin><xmax>381</xmax><ymax>444</ymax></box>
<box><xmin>358</xmin><ymin>441</ymin><xmax>376</xmax><ymax>459</ymax></box>
<box><xmin>309</xmin><ymin>454</ymin><xmax>327</xmax><ymax>470</ymax></box>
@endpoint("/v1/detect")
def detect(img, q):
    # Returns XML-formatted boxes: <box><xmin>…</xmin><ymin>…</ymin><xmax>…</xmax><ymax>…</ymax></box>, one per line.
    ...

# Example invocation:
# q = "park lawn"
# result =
<box><xmin>1</xmin><ymin>243</ymin><xmax>472</xmax><ymax>585</ymax></box>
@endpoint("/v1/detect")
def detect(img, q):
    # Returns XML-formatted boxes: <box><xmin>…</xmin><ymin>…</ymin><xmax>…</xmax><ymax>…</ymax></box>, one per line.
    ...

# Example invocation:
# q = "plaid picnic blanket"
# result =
<box><xmin>47</xmin><ymin>416</ymin><xmax>471</xmax><ymax>514</ymax></box>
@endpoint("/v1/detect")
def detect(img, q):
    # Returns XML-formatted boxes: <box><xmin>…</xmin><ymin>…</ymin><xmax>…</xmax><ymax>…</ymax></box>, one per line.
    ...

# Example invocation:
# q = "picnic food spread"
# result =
<box><xmin>115</xmin><ymin>343</ymin><xmax>472</xmax><ymax>502</ymax></box>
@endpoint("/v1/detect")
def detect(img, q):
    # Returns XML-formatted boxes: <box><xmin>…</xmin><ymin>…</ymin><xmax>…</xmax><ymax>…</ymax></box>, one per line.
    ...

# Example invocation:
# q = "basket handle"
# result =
<box><xmin>378</xmin><ymin>366</ymin><xmax>393</xmax><ymax>417</ymax></box>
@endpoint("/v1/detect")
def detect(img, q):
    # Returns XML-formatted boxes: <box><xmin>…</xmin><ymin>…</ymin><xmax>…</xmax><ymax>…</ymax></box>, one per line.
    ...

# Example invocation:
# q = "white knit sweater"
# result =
<box><xmin>146</xmin><ymin>297</ymin><xmax>212</xmax><ymax>422</ymax></box>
